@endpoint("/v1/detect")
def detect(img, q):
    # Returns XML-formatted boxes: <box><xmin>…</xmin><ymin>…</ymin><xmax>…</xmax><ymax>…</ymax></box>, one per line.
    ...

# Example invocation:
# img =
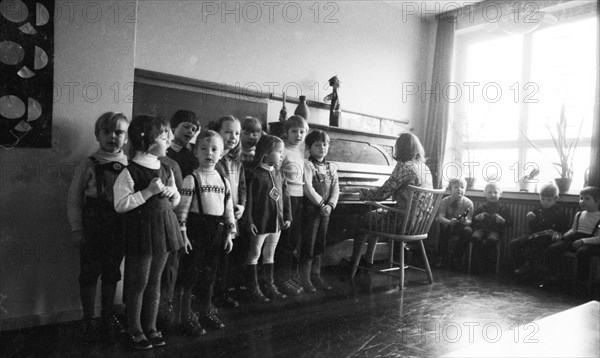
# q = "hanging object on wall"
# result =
<box><xmin>323</xmin><ymin>75</ymin><xmax>341</xmax><ymax>127</ymax></box>
<box><xmin>278</xmin><ymin>91</ymin><xmax>287</xmax><ymax>122</ymax></box>
<box><xmin>0</xmin><ymin>0</ymin><xmax>53</xmax><ymax>148</ymax></box>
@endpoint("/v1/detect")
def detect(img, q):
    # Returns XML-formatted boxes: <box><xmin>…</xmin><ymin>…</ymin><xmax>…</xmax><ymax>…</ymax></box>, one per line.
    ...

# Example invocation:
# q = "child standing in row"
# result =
<box><xmin>240</xmin><ymin>116</ymin><xmax>263</xmax><ymax>168</ymax></box>
<box><xmin>67</xmin><ymin>112</ymin><xmax>129</xmax><ymax>343</ymax></box>
<box><xmin>543</xmin><ymin>186</ymin><xmax>600</xmax><ymax>292</ymax></box>
<box><xmin>471</xmin><ymin>182</ymin><xmax>512</xmax><ymax>272</ymax></box>
<box><xmin>276</xmin><ymin>116</ymin><xmax>308</xmax><ymax>295</ymax></box>
<box><xmin>210</xmin><ymin>116</ymin><xmax>247</xmax><ymax>308</ymax></box>
<box><xmin>157</xmin><ymin>109</ymin><xmax>200</xmax><ymax>328</ymax></box>
<box><xmin>437</xmin><ymin>178</ymin><xmax>474</xmax><ymax>269</ymax></box>
<box><xmin>175</xmin><ymin>131</ymin><xmax>236</xmax><ymax>335</ymax></box>
<box><xmin>301</xmin><ymin>130</ymin><xmax>339</xmax><ymax>291</ymax></box>
<box><xmin>509</xmin><ymin>182</ymin><xmax>569</xmax><ymax>277</ymax></box>
<box><xmin>244</xmin><ymin>135</ymin><xmax>292</xmax><ymax>302</ymax></box>
<box><xmin>114</xmin><ymin>115</ymin><xmax>186</xmax><ymax>350</ymax></box>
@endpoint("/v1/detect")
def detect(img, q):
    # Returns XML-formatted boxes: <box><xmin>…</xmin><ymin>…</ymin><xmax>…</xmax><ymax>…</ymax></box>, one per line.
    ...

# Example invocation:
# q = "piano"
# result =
<box><xmin>269</xmin><ymin>122</ymin><xmax>399</xmax><ymax>266</ymax></box>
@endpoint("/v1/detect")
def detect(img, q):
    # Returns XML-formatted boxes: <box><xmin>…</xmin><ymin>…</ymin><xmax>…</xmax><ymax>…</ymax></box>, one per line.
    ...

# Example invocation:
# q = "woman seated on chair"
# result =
<box><xmin>349</xmin><ymin>132</ymin><xmax>433</xmax><ymax>271</ymax></box>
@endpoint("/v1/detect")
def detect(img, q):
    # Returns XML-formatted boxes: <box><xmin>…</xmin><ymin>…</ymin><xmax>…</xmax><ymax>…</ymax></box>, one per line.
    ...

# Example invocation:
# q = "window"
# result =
<box><xmin>446</xmin><ymin>6</ymin><xmax>597</xmax><ymax>193</ymax></box>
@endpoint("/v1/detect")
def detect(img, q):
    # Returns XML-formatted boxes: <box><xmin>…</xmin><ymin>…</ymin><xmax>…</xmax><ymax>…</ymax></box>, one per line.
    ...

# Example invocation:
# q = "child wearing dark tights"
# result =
<box><xmin>114</xmin><ymin>115</ymin><xmax>187</xmax><ymax>350</ymax></box>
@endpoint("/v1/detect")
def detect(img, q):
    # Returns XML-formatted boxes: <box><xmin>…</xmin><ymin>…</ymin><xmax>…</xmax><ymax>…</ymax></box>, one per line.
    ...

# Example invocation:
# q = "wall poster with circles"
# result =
<box><xmin>0</xmin><ymin>0</ymin><xmax>53</xmax><ymax>148</ymax></box>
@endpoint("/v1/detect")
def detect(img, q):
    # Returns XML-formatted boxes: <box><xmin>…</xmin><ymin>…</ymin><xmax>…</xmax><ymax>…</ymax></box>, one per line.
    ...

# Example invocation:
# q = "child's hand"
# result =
<box><xmin>71</xmin><ymin>230</ymin><xmax>83</xmax><ymax>249</ymax></box>
<box><xmin>494</xmin><ymin>214</ymin><xmax>505</xmax><ymax>224</ymax></box>
<box><xmin>572</xmin><ymin>239</ymin><xmax>585</xmax><ymax>250</ymax></box>
<box><xmin>234</xmin><ymin>205</ymin><xmax>245</xmax><ymax>220</ymax></box>
<box><xmin>450</xmin><ymin>218</ymin><xmax>458</xmax><ymax>225</ymax></box>
<box><xmin>182</xmin><ymin>231</ymin><xmax>193</xmax><ymax>254</ymax></box>
<box><xmin>283</xmin><ymin>220</ymin><xmax>291</xmax><ymax>230</ymax></box>
<box><xmin>320</xmin><ymin>205</ymin><xmax>332</xmax><ymax>217</ymax></box>
<box><xmin>161</xmin><ymin>185</ymin><xmax>177</xmax><ymax>199</ymax></box>
<box><xmin>551</xmin><ymin>231</ymin><xmax>562</xmax><ymax>242</ymax></box>
<box><xmin>249</xmin><ymin>224</ymin><xmax>258</xmax><ymax>236</ymax></box>
<box><xmin>223</xmin><ymin>235</ymin><xmax>233</xmax><ymax>253</ymax></box>
<box><xmin>147</xmin><ymin>178</ymin><xmax>165</xmax><ymax>195</ymax></box>
<box><xmin>526</xmin><ymin>211</ymin><xmax>536</xmax><ymax>221</ymax></box>
<box><xmin>475</xmin><ymin>213</ymin><xmax>487</xmax><ymax>221</ymax></box>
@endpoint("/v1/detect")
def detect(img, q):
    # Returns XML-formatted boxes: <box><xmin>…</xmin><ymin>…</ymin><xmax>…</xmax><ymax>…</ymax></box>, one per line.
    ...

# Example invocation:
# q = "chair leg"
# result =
<box><xmin>388</xmin><ymin>240</ymin><xmax>394</xmax><ymax>270</ymax></box>
<box><xmin>419</xmin><ymin>241</ymin><xmax>433</xmax><ymax>284</ymax></box>
<box><xmin>399</xmin><ymin>242</ymin><xmax>405</xmax><ymax>290</ymax></box>
<box><xmin>468</xmin><ymin>242</ymin><xmax>473</xmax><ymax>272</ymax></box>
<box><xmin>350</xmin><ymin>236</ymin><xmax>368</xmax><ymax>278</ymax></box>
<box><xmin>496</xmin><ymin>241</ymin><xmax>501</xmax><ymax>274</ymax></box>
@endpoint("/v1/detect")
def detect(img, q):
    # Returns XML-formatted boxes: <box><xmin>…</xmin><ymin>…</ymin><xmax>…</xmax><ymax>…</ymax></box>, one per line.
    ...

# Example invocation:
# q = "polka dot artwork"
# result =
<box><xmin>0</xmin><ymin>0</ymin><xmax>53</xmax><ymax>148</ymax></box>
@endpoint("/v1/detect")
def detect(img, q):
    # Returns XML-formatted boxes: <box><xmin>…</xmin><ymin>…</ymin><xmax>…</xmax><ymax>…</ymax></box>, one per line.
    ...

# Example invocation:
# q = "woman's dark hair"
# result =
<box><xmin>394</xmin><ymin>132</ymin><xmax>425</xmax><ymax>163</ymax></box>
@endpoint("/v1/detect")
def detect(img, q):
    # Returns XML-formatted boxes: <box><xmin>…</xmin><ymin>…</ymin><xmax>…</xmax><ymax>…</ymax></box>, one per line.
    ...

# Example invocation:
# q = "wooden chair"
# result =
<box><xmin>350</xmin><ymin>185</ymin><xmax>445</xmax><ymax>289</ymax></box>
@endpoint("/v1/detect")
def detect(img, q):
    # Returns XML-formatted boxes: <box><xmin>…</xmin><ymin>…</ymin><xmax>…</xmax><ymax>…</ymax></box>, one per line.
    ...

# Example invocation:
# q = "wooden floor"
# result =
<box><xmin>1</xmin><ymin>265</ymin><xmax>597</xmax><ymax>358</ymax></box>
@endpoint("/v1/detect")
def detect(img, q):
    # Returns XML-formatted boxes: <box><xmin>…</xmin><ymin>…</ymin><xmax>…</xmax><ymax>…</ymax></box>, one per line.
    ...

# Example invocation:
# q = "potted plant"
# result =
<box><xmin>519</xmin><ymin>105</ymin><xmax>584</xmax><ymax>194</ymax></box>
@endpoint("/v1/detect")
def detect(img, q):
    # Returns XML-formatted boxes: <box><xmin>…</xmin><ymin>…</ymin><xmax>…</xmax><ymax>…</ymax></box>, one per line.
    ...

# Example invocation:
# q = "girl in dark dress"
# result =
<box><xmin>114</xmin><ymin>115</ymin><xmax>188</xmax><ymax>350</ymax></box>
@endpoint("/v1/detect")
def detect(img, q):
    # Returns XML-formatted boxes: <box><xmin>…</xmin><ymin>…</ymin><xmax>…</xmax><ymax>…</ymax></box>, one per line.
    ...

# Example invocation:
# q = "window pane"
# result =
<box><xmin>461</xmin><ymin>36</ymin><xmax>522</xmax><ymax>142</ymax></box>
<box><xmin>527</xmin><ymin>17</ymin><xmax>597</xmax><ymax>141</ymax></box>
<box><xmin>526</xmin><ymin>147</ymin><xmax>591</xmax><ymax>193</ymax></box>
<box><xmin>464</xmin><ymin>148</ymin><xmax>520</xmax><ymax>191</ymax></box>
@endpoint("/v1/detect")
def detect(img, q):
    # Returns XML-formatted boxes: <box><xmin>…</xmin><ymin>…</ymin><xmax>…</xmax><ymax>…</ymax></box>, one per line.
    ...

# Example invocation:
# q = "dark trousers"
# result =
<box><xmin>79</xmin><ymin>199</ymin><xmax>123</xmax><ymax>288</ymax></box>
<box><xmin>438</xmin><ymin>224</ymin><xmax>472</xmax><ymax>262</ymax></box>
<box><xmin>177</xmin><ymin>214</ymin><xmax>223</xmax><ymax>311</ymax></box>
<box><xmin>509</xmin><ymin>232</ymin><xmax>553</xmax><ymax>270</ymax></box>
<box><xmin>300</xmin><ymin>206</ymin><xmax>330</xmax><ymax>261</ymax></box>
<box><xmin>470</xmin><ymin>229</ymin><xmax>501</xmax><ymax>272</ymax></box>
<box><xmin>275</xmin><ymin>196</ymin><xmax>303</xmax><ymax>281</ymax></box>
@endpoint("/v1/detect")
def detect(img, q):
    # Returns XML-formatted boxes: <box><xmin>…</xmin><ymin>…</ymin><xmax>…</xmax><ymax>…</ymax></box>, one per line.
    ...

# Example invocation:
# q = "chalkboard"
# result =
<box><xmin>133</xmin><ymin>69</ymin><xmax>269</xmax><ymax>130</ymax></box>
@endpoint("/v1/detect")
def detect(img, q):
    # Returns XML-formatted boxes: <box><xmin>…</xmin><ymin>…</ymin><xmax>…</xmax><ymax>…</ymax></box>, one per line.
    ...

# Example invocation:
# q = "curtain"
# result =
<box><xmin>423</xmin><ymin>15</ymin><xmax>455</xmax><ymax>189</ymax></box>
<box><xmin>589</xmin><ymin>2</ymin><xmax>600</xmax><ymax>188</ymax></box>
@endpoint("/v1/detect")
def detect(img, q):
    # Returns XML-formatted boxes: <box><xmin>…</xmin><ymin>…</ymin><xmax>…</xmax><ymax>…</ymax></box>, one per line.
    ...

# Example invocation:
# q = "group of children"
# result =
<box><xmin>67</xmin><ymin>111</ymin><xmax>340</xmax><ymax>349</ymax></box>
<box><xmin>437</xmin><ymin>178</ymin><xmax>600</xmax><ymax>295</ymax></box>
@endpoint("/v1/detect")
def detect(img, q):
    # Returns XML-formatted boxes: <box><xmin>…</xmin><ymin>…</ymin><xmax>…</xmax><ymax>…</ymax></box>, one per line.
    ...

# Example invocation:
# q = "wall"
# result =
<box><xmin>0</xmin><ymin>1</ymin><xmax>137</xmax><ymax>330</ymax></box>
<box><xmin>134</xmin><ymin>0</ymin><xmax>434</xmax><ymax>130</ymax></box>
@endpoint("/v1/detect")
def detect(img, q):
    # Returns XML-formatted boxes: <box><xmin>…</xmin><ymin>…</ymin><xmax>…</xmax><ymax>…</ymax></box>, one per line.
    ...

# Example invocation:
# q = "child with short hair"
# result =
<box><xmin>167</xmin><ymin>110</ymin><xmax>200</xmax><ymax>178</ymax></box>
<box><xmin>244</xmin><ymin>135</ymin><xmax>292</xmax><ymax>302</ymax></box>
<box><xmin>240</xmin><ymin>116</ymin><xmax>262</xmax><ymax>168</ymax></box>
<box><xmin>276</xmin><ymin>115</ymin><xmax>309</xmax><ymax>294</ymax></box>
<box><xmin>175</xmin><ymin>131</ymin><xmax>236</xmax><ymax>335</ymax></box>
<box><xmin>509</xmin><ymin>182</ymin><xmax>569</xmax><ymax>277</ymax></box>
<box><xmin>471</xmin><ymin>182</ymin><xmax>513</xmax><ymax>272</ymax></box>
<box><xmin>158</xmin><ymin>109</ymin><xmax>199</xmax><ymax>326</ymax></box>
<box><xmin>437</xmin><ymin>178</ymin><xmax>474</xmax><ymax>269</ymax></box>
<box><xmin>543</xmin><ymin>186</ymin><xmax>600</xmax><ymax>292</ymax></box>
<box><xmin>67</xmin><ymin>112</ymin><xmax>129</xmax><ymax>344</ymax></box>
<box><xmin>209</xmin><ymin>116</ymin><xmax>247</xmax><ymax>308</ymax></box>
<box><xmin>350</xmin><ymin>132</ymin><xmax>433</xmax><ymax>272</ymax></box>
<box><xmin>114</xmin><ymin>115</ymin><xmax>186</xmax><ymax>349</ymax></box>
<box><xmin>301</xmin><ymin>130</ymin><xmax>339</xmax><ymax>291</ymax></box>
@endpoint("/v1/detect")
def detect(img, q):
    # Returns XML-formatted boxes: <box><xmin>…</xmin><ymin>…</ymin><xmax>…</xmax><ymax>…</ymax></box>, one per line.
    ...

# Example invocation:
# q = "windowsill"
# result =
<box><xmin>464</xmin><ymin>189</ymin><xmax>580</xmax><ymax>203</ymax></box>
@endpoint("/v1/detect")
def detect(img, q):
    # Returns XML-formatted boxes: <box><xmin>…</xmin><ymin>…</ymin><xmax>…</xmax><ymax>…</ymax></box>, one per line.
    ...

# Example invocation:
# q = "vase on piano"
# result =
<box><xmin>294</xmin><ymin>95</ymin><xmax>310</xmax><ymax>121</ymax></box>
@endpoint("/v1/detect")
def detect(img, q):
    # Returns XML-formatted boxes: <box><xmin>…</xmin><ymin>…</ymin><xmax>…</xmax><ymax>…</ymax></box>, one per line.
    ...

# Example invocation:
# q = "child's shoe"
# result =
<box><xmin>101</xmin><ymin>312</ymin><xmax>126</xmax><ymax>338</ymax></box>
<box><xmin>145</xmin><ymin>329</ymin><xmax>166</xmax><ymax>347</ymax></box>
<box><xmin>200</xmin><ymin>309</ymin><xmax>225</xmax><ymax>330</ymax></box>
<box><xmin>127</xmin><ymin>331</ymin><xmax>152</xmax><ymax>350</ymax></box>
<box><xmin>80</xmin><ymin>318</ymin><xmax>97</xmax><ymax>345</ymax></box>
<box><xmin>277</xmin><ymin>279</ymin><xmax>303</xmax><ymax>296</ymax></box>
<box><xmin>311</xmin><ymin>274</ymin><xmax>332</xmax><ymax>291</ymax></box>
<box><xmin>181</xmin><ymin>313</ymin><xmax>207</xmax><ymax>336</ymax></box>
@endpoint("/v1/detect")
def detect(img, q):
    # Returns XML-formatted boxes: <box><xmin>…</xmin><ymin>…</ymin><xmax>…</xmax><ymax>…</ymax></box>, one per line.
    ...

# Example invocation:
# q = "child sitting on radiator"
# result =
<box><xmin>509</xmin><ymin>182</ymin><xmax>569</xmax><ymax>278</ymax></box>
<box><xmin>436</xmin><ymin>178</ymin><xmax>474</xmax><ymax>269</ymax></box>
<box><xmin>541</xmin><ymin>186</ymin><xmax>600</xmax><ymax>296</ymax></box>
<box><xmin>471</xmin><ymin>182</ymin><xmax>513</xmax><ymax>272</ymax></box>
